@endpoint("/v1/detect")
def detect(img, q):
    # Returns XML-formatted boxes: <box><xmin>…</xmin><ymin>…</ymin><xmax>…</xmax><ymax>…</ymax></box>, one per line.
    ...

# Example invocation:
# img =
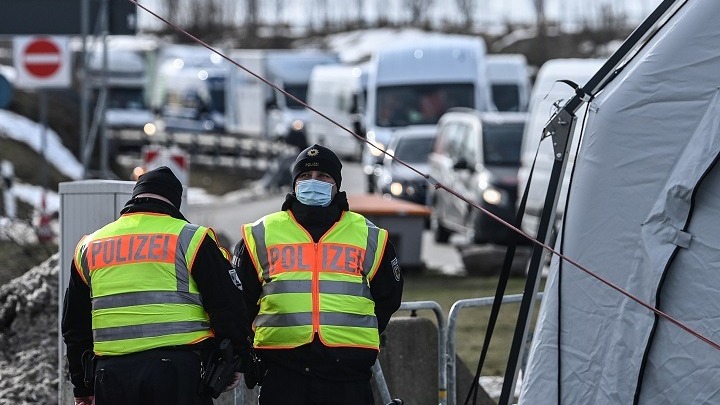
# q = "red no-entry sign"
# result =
<box><xmin>24</xmin><ymin>39</ymin><xmax>61</xmax><ymax>78</ymax></box>
<box><xmin>13</xmin><ymin>36</ymin><xmax>71</xmax><ymax>89</ymax></box>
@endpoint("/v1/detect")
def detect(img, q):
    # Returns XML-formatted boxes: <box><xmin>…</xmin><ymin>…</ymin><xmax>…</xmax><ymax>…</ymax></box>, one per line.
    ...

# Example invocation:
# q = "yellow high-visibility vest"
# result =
<box><xmin>242</xmin><ymin>210</ymin><xmax>388</xmax><ymax>350</ymax></box>
<box><xmin>74</xmin><ymin>213</ymin><xmax>216</xmax><ymax>356</ymax></box>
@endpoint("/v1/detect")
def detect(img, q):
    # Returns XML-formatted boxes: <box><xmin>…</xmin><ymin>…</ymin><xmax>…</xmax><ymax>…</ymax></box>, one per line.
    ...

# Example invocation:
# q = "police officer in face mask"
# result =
<box><xmin>232</xmin><ymin>144</ymin><xmax>404</xmax><ymax>405</ymax></box>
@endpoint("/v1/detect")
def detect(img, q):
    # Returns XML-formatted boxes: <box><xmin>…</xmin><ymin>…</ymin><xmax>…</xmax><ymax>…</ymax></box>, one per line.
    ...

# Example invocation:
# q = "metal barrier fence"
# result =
<box><xmin>447</xmin><ymin>293</ymin><xmax>543</xmax><ymax>405</ymax></box>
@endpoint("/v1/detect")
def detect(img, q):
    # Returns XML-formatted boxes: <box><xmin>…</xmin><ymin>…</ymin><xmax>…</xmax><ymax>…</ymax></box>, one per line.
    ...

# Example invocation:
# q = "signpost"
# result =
<box><xmin>13</xmin><ymin>36</ymin><xmax>71</xmax><ymax>89</ymax></box>
<box><xmin>12</xmin><ymin>36</ymin><xmax>72</xmax><ymax>254</ymax></box>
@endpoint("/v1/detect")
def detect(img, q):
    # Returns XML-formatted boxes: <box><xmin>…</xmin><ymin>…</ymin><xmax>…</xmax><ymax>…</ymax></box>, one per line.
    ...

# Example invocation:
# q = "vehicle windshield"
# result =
<box><xmin>483</xmin><ymin>122</ymin><xmax>524</xmax><ymax>166</ymax></box>
<box><xmin>491</xmin><ymin>84</ymin><xmax>521</xmax><ymax>112</ymax></box>
<box><xmin>107</xmin><ymin>88</ymin><xmax>146</xmax><ymax>110</ymax></box>
<box><xmin>284</xmin><ymin>84</ymin><xmax>308</xmax><ymax>109</ymax></box>
<box><xmin>393</xmin><ymin>136</ymin><xmax>435</xmax><ymax>163</ymax></box>
<box><xmin>207</xmin><ymin>77</ymin><xmax>226</xmax><ymax>113</ymax></box>
<box><xmin>376</xmin><ymin>83</ymin><xmax>474</xmax><ymax>127</ymax></box>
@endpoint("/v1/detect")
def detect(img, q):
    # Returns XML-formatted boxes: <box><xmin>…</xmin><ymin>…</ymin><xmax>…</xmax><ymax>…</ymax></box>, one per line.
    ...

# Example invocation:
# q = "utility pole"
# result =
<box><xmin>100</xmin><ymin>0</ymin><xmax>110</xmax><ymax>178</ymax></box>
<box><xmin>247</xmin><ymin>0</ymin><xmax>258</xmax><ymax>40</ymax></box>
<box><xmin>535</xmin><ymin>0</ymin><xmax>547</xmax><ymax>63</ymax></box>
<box><xmin>80</xmin><ymin>0</ymin><xmax>89</xmax><ymax>178</ymax></box>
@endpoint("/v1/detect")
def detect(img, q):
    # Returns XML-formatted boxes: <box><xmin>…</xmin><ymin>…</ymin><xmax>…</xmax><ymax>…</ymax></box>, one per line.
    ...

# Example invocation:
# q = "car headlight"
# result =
<box><xmin>482</xmin><ymin>188</ymin><xmax>503</xmax><ymax>205</ymax></box>
<box><xmin>291</xmin><ymin>119</ymin><xmax>304</xmax><ymax>131</ymax></box>
<box><xmin>369</xmin><ymin>141</ymin><xmax>385</xmax><ymax>157</ymax></box>
<box><xmin>390</xmin><ymin>182</ymin><xmax>404</xmax><ymax>196</ymax></box>
<box><xmin>143</xmin><ymin>123</ymin><xmax>157</xmax><ymax>136</ymax></box>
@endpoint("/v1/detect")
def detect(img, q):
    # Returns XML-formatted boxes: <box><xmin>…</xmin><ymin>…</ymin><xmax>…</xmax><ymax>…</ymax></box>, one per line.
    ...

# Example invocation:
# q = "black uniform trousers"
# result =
<box><xmin>94</xmin><ymin>349</ymin><xmax>212</xmax><ymax>405</ymax></box>
<box><xmin>258</xmin><ymin>363</ymin><xmax>374</xmax><ymax>405</ymax></box>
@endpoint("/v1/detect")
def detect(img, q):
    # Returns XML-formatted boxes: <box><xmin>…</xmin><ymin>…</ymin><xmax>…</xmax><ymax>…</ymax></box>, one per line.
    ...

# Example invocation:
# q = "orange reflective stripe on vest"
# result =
<box><xmin>265</xmin><ymin>243</ymin><xmax>366</xmax><ymax>276</ymax></box>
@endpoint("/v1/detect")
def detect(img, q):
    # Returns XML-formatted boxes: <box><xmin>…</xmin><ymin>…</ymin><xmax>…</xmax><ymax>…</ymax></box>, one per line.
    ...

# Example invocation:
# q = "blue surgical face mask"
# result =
<box><xmin>296</xmin><ymin>179</ymin><xmax>334</xmax><ymax>207</ymax></box>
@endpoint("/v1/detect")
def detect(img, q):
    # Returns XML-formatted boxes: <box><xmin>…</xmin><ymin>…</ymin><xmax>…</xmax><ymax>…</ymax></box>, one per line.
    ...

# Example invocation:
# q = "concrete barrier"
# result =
<box><xmin>374</xmin><ymin>316</ymin><xmax>494</xmax><ymax>405</ymax></box>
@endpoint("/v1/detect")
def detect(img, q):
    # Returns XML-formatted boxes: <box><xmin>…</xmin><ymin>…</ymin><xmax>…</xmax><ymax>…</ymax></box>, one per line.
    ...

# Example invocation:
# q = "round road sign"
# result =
<box><xmin>13</xmin><ymin>36</ymin><xmax>71</xmax><ymax>89</ymax></box>
<box><xmin>23</xmin><ymin>38</ymin><xmax>61</xmax><ymax>78</ymax></box>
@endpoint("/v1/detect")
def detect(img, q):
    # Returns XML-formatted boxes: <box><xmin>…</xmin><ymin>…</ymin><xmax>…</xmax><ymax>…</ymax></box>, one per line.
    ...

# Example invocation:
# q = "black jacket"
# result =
<box><xmin>61</xmin><ymin>197</ymin><xmax>252</xmax><ymax>397</ymax></box>
<box><xmin>232</xmin><ymin>192</ymin><xmax>404</xmax><ymax>382</ymax></box>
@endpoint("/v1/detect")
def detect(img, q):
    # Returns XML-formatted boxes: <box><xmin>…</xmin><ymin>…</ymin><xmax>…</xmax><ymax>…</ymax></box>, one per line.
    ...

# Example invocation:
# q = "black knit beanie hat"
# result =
<box><xmin>292</xmin><ymin>144</ymin><xmax>342</xmax><ymax>188</ymax></box>
<box><xmin>132</xmin><ymin>166</ymin><xmax>183</xmax><ymax>209</ymax></box>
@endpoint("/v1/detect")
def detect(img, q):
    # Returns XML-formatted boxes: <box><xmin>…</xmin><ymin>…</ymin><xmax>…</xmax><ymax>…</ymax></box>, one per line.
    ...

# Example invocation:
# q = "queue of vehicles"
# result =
<box><xmin>368</xmin><ymin>56</ymin><xmax>605</xmax><ymax>249</ymax></box>
<box><xmin>92</xmin><ymin>36</ymin><xmax>602</xmax><ymax>249</ymax></box>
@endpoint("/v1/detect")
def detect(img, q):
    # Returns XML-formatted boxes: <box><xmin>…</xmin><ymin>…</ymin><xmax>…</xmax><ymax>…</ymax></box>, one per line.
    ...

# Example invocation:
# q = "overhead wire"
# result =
<box><xmin>127</xmin><ymin>0</ymin><xmax>720</xmax><ymax>352</ymax></box>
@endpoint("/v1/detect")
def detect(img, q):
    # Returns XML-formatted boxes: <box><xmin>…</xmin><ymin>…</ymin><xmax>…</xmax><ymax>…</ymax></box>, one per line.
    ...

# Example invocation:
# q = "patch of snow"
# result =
<box><xmin>0</xmin><ymin>109</ymin><xmax>83</xmax><ymax>180</ymax></box>
<box><xmin>13</xmin><ymin>181</ymin><xmax>59</xmax><ymax>213</ymax></box>
<box><xmin>0</xmin><ymin>217</ymin><xmax>38</xmax><ymax>245</ymax></box>
<box><xmin>324</xmin><ymin>28</ymin><xmax>483</xmax><ymax>64</ymax></box>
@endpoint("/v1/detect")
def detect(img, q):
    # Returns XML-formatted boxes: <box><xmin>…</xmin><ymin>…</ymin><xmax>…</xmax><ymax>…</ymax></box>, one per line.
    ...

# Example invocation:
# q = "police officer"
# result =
<box><xmin>62</xmin><ymin>166</ymin><xmax>251</xmax><ymax>405</ymax></box>
<box><xmin>233</xmin><ymin>144</ymin><xmax>404</xmax><ymax>405</ymax></box>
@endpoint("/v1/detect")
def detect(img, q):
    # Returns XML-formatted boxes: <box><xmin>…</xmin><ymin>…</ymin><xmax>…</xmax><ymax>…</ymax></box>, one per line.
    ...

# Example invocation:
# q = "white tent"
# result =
<box><xmin>520</xmin><ymin>0</ymin><xmax>720</xmax><ymax>403</ymax></box>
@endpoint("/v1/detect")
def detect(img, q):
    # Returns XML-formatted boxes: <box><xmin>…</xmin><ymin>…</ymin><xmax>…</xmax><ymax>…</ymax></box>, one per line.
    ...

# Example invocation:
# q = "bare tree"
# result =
<box><xmin>158</xmin><ymin>0</ymin><xmax>180</xmax><ymax>23</ymax></box>
<box><xmin>455</xmin><ymin>0</ymin><xmax>476</xmax><ymax>29</ymax></box>
<box><xmin>246</xmin><ymin>0</ymin><xmax>259</xmax><ymax>38</ymax></box>
<box><xmin>534</xmin><ymin>0</ymin><xmax>546</xmax><ymax>31</ymax></box>
<box><xmin>223</xmin><ymin>0</ymin><xmax>237</xmax><ymax>27</ymax></box>
<box><xmin>186</xmin><ymin>0</ymin><xmax>222</xmax><ymax>32</ymax></box>
<box><xmin>404</xmin><ymin>0</ymin><xmax>433</xmax><ymax>26</ymax></box>
<box><xmin>355</xmin><ymin>0</ymin><xmax>364</xmax><ymax>25</ymax></box>
<box><xmin>274</xmin><ymin>0</ymin><xmax>286</xmax><ymax>19</ymax></box>
<box><xmin>317</xmin><ymin>0</ymin><xmax>329</xmax><ymax>30</ymax></box>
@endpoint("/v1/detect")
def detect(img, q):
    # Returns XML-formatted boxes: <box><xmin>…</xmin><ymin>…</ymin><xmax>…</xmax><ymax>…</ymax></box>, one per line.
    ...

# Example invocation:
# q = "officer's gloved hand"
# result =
<box><xmin>224</xmin><ymin>372</ymin><xmax>242</xmax><ymax>392</ymax></box>
<box><xmin>243</xmin><ymin>368</ymin><xmax>259</xmax><ymax>390</ymax></box>
<box><xmin>243</xmin><ymin>354</ymin><xmax>265</xmax><ymax>389</ymax></box>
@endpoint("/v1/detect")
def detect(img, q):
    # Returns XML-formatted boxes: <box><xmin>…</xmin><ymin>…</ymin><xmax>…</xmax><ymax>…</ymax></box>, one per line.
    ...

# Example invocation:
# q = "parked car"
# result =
<box><xmin>427</xmin><ymin>109</ymin><xmax>527</xmax><ymax>245</ymax></box>
<box><xmin>375</xmin><ymin>126</ymin><xmax>436</xmax><ymax>205</ymax></box>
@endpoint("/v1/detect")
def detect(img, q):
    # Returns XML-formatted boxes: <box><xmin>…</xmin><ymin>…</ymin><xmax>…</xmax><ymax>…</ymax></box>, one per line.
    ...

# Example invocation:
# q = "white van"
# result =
<box><xmin>362</xmin><ymin>37</ymin><xmax>494</xmax><ymax>192</ymax></box>
<box><xmin>306</xmin><ymin>63</ymin><xmax>367</xmax><ymax>160</ymax></box>
<box><xmin>486</xmin><ymin>54</ymin><xmax>531</xmax><ymax>112</ymax></box>
<box><xmin>225</xmin><ymin>49</ymin><xmax>339</xmax><ymax>148</ymax></box>
<box><xmin>517</xmin><ymin>58</ymin><xmax>605</xmax><ymax>238</ymax></box>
